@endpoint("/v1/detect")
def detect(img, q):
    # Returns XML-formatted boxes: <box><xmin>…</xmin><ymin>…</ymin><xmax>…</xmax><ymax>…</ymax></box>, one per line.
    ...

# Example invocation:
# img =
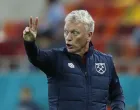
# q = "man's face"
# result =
<box><xmin>64</xmin><ymin>21</ymin><xmax>91</xmax><ymax>53</ymax></box>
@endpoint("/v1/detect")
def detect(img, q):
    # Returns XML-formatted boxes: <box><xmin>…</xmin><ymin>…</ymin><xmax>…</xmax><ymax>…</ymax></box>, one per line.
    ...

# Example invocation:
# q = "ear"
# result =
<box><xmin>87</xmin><ymin>32</ymin><xmax>93</xmax><ymax>42</ymax></box>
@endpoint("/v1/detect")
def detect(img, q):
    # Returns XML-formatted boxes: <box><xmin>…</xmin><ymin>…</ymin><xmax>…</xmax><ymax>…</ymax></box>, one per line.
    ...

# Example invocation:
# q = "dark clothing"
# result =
<box><xmin>24</xmin><ymin>41</ymin><xmax>125</xmax><ymax>110</ymax></box>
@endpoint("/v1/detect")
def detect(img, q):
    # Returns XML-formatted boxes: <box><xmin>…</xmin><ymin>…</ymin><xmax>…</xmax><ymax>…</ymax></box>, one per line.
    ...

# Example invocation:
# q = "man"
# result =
<box><xmin>23</xmin><ymin>10</ymin><xmax>125</xmax><ymax>110</ymax></box>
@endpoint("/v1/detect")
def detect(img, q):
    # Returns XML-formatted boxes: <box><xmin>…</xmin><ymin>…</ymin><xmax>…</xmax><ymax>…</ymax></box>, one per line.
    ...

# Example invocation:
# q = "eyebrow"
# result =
<box><xmin>64</xmin><ymin>29</ymin><xmax>79</xmax><ymax>32</ymax></box>
<box><xmin>72</xmin><ymin>29</ymin><xmax>79</xmax><ymax>32</ymax></box>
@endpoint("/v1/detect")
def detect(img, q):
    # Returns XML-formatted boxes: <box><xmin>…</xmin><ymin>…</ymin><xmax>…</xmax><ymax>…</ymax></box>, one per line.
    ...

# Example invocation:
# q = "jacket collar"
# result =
<box><xmin>64</xmin><ymin>42</ymin><xmax>94</xmax><ymax>63</ymax></box>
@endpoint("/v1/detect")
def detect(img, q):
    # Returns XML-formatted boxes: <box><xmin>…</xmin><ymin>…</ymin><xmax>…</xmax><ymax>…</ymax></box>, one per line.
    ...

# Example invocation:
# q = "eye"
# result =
<box><xmin>64</xmin><ymin>30</ymin><xmax>68</xmax><ymax>36</ymax></box>
<box><xmin>72</xmin><ymin>31</ymin><xmax>79</xmax><ymax>36</ymax></box>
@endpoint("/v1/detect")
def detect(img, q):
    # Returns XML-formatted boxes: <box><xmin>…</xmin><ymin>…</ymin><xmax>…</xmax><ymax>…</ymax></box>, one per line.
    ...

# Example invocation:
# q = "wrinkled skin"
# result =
<box><xmin>64</xmin><ymin>21</ymin><xmax>93</xmax><ymax>57</ymax></box>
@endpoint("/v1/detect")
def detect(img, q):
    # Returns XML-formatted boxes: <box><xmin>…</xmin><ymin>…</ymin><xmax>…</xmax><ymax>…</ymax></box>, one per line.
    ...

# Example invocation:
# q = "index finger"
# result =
<box><xmin>29</xmin><ymin>16</ymin><xmax>33</xmax><ymax>28</ymax></box>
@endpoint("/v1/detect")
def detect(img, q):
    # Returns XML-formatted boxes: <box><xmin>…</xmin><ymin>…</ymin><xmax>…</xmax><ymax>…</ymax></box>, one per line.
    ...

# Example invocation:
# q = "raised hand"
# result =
<box><xmin>23</xmin><ymin>17</ymin><xmax>39</xmax><ymax>41</ymax></box>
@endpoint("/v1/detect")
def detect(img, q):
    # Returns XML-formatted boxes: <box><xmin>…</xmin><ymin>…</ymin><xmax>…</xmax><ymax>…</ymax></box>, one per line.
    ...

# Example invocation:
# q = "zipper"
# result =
<box><xmin>85</xmin><ymin>72</ymin><xmax>88</xmax><ymax>78</ymax></box>
<box><xmin>85</xmin><ymin>58</ymin><xmax>89</xmax><ymax>110</ymax></box>
<box><xmin>73</xmin><ymin>61</ymin><xmax>85</xmax><ymax>76</ymax></box>
<box><xmin>73</xmin><ymin>61</ymin><xmax>88</xmax><ymax>110</ymax></box>
<box><xmin>85</xmin><ymin>71</ymin><xmax>88</xmax><ymax>110</ymax></box>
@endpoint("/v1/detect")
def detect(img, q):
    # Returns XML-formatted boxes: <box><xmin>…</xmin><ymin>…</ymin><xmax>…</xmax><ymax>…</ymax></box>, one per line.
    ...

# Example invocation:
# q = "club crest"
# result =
<box><xmin>68</xmin><ymin>63</ymin><xmax>75</xmax><ymax>68</ymax></box>
<box><xmin>95</xmin><ymin>63</ymin><xmax>106</xmax><ymax>74</ymax></box>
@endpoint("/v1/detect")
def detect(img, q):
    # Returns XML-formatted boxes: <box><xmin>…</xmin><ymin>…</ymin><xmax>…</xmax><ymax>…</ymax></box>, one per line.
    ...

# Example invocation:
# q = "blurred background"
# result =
<box><xmin>0</xmin><ymin>0</ymin><xmax>139</xmax><ymax>110</ymax></box>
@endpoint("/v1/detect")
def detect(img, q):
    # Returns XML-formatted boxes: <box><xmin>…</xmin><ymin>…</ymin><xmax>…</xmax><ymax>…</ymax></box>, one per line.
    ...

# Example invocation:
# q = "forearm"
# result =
<box><xmin>24</xmin><ymin>40</ymin><xmax>38</xmax><ymax>60</ymax></box>
<box><xmin>109</xmin><ymin>74</ymin><xmax>125</xmax><ymax>110</ymax></box>
<box><xmin>110</xmin><ymin>92</ymin><xmax>125</xmax><ymax>110</ymax></box>
<box><xmin>109</xmin><ymin>56</ymin><xmax>125</xmax><ymax>110</ymax></box>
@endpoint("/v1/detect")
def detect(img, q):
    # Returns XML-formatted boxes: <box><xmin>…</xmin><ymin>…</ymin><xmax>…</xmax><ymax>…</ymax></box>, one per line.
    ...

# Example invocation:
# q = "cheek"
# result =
<box><xmin>74</xmin><ymin>36</ymin><xmax>87</xmax><ymax>47</ymax></box>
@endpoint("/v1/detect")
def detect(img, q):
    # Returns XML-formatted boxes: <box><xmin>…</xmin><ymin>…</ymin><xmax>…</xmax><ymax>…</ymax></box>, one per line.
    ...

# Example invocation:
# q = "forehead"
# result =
<box><xmin>64</xmin><ymin>21</ymin><xmax>86</xmax><ymax>31</ymax></box>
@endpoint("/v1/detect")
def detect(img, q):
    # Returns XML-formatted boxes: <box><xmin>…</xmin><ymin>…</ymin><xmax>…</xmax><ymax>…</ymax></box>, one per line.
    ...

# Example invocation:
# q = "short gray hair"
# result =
<box><xmin>65</xmin><ymin>10</ymin><xmax>95</xmax><ymax>32</ymax></box>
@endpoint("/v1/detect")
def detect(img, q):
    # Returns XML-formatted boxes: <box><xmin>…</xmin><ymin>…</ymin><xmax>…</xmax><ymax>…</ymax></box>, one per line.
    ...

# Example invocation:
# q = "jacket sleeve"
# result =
<box><xmin>24</xmin><ymin>40</ymin><xmax>57</xmax><ymax>75</ymax></box>
<box><xmin>108</xmin><ymin>57</ymin><xmax>125</xmax><ymax>110</ymax></box>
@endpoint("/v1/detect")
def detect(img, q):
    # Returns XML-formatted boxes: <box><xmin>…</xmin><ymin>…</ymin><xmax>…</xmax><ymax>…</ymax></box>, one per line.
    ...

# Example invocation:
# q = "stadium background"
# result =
<box><xmin>0</xmin><ymin>0</ymin><xmax>140</xmax><ymax>110</ymax></box>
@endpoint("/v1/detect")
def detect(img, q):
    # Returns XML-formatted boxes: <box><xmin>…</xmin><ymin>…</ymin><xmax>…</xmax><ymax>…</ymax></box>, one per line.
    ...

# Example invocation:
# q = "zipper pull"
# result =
<box><xmin>85</xmin><ymin>72</ymin><xmax>87</xmax><ymax>78</ymax></box>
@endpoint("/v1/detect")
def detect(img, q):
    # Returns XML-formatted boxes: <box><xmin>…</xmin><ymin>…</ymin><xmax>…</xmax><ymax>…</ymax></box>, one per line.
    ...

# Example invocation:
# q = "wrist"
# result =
<box><xmin>23</xmin><ymin>34</ymin><xmax>35</xmax><ymax>42</ymax></box>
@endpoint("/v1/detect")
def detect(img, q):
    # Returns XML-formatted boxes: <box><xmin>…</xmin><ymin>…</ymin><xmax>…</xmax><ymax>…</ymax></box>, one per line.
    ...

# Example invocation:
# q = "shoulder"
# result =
<box><xmin>94</xmin><ymin>49</ymin><xmax>112</xmax><ymax>58</ymax></box>
<box><xmin>94</xmin><ymin>49</ymin><xmax>113</xmax><ymax>64</ymax></box>
<box><xmin>42</xmin><ymin>47</ymin><xmax>66</xmax><ymax>56</ymax></box>
<box><xmin>51</xmin><ymin>47</ymin><xmax>65</xmax><ymax>53</ymax></box>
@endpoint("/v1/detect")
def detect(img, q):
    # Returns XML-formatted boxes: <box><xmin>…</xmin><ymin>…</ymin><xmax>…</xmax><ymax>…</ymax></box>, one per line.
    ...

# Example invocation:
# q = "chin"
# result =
<box><xmin>67</xmin><ymin>48</ymin><xmax>76</xmax><ymax>53</ymax></box>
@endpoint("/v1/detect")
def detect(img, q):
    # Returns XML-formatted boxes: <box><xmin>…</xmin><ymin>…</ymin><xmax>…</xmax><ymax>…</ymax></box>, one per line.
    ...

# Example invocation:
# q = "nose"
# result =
<box><xmin>66</xmin><ymin>32</ymin><xmax>72</xmax><ymax>41</ymax></box>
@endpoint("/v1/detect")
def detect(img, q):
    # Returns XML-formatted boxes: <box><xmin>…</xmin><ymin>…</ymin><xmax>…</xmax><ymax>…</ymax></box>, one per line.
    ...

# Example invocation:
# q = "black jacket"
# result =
<box><xmin>24</xmin><ymin>41</ymin><xmax>125</xmax><ymax>110</ymax></box>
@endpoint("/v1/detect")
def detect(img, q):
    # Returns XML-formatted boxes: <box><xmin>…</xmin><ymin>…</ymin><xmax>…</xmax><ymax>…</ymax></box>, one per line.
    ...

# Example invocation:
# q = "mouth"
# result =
<box><xmin>66</xmin><ymin>44</ymin><xmax>73</xmax><ymax>49</ymax></box>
